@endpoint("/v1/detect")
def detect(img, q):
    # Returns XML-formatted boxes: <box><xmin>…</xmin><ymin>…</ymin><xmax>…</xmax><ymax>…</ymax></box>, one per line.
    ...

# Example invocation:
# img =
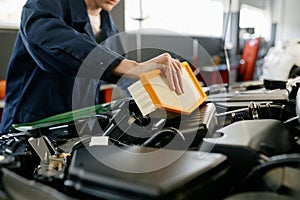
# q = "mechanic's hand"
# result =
<box><xmin>142</xmin><ymin>53</ymin><xmax>184</xmax><ymax>95</ymax></box>
<box><xmin>113</xmin><ymin>53</ymin><xmax>184</xmax><ymax>95</ymax></box>
<box><xmin>126</xmin><ymin>53</ymin><xmax>184</xmax><ymax>95</ymax></box>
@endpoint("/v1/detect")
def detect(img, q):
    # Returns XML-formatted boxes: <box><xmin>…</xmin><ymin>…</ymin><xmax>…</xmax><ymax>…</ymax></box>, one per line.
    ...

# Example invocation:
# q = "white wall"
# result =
<box><xmin>273</xmin><ymin>0</ymin><xmax>300</xmax><ymax>43</ymax></box>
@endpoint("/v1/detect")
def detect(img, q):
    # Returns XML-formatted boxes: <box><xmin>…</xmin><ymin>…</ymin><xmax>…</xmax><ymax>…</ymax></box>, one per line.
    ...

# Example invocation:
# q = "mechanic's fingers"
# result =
<box><xmin>172</xmin><ymin>71</ymin><xmax>182</xmax><ymax>95</ymax></box>
<box><xmin>140</xmin><ymin>53</ymin><xmax>184</xmax><ymax>95</ymax></box>
<box><xmin>161</xmin><ymin>64</ymin><xmax>175</xmax><ymax>92</ymax></box>
<box><xmin>171</xmin><ymin>60</ymin><xmax>184</xmax><ymax>94</ymax></box>
<box><xmin>170</xmin><ymin>62</ymin><xmax>182</xmax><ymax>95</ymax></box>
<box><xmin>162</xmin><ymin>63</ymin><xmax>183</xmax><ymax>95</ymax></box>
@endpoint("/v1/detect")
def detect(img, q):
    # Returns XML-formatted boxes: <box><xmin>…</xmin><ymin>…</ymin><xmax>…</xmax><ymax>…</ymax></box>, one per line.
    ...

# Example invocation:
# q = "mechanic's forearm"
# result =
<box><xmin>112</xmin><ymin>59</ymin><xmax>140</xmax><ymax>79</ymax></box>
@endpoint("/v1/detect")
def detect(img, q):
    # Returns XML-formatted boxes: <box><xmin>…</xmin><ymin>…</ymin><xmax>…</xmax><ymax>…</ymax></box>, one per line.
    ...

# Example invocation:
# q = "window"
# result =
<box><xmin>239</xmin><ymin>4</ymin><xmax>271</xmax><ymax>40</ymax></box>
<box><xmin>125</xmin><ymin>0</ymin><xmax>224</xmax><ymax>37</ymax></box>
<box><xmin>0</xmin><ymin>0</ymin><xmax>27</xmax><ymax>28</ymax></box>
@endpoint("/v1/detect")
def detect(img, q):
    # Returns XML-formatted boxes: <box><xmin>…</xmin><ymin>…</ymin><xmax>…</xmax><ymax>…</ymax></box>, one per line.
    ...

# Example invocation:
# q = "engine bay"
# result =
<box><xmin>0</xmin><ymin>79</ymin><xmax>300</xmax><ymax>200</ymax></box>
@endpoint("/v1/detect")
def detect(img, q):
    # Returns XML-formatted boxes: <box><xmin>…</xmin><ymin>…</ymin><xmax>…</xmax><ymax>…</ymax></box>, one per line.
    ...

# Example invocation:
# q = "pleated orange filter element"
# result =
<box><xmin>128</xmin><ymin>62</ymin><xmax>207</xmax><ymax>116</ymax></box>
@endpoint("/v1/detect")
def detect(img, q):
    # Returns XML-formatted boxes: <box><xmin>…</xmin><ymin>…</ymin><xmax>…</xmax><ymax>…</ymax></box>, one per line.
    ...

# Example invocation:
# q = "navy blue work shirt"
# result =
<box><xmin>0</xmin><ymin>0</ymin><xmax>125</xmax><ymax>133</ymax></box>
